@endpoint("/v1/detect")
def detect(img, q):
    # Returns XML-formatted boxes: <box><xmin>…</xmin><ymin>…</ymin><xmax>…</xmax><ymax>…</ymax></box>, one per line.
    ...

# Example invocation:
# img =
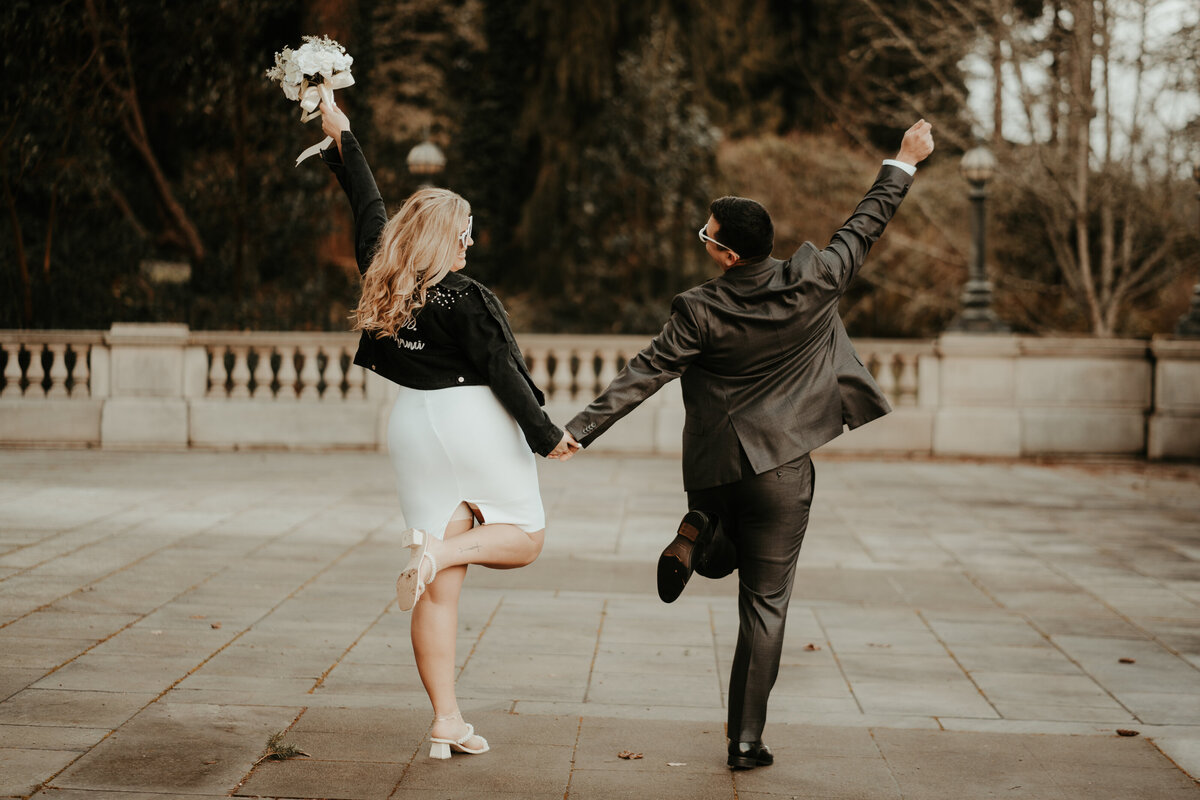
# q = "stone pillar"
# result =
<box><xmin>933</xmin><ymin>334</ymin><xmax>1021</xmax><ymax>456</ymax></box>
<box><xmin>1149</xmin><ymin>337</ymin><xmax>1200</xmax><ymax>460</ymax></box>
<box><xmin>100</xmin><ymin>323</ymin><xmax>190</xmax><ymax>448</ymax></box>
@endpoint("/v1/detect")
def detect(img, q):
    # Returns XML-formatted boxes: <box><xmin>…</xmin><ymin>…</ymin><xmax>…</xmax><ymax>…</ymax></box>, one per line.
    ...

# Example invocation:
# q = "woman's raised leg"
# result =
<box><xmin>427</xmin><ymin>521</ymin><xmax>544</xmax><ymax>571</ymax></box>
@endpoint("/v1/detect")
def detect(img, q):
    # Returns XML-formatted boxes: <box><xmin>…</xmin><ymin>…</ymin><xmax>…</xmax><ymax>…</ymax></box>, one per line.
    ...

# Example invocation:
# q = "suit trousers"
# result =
<box><xmin>687</xmin><ymin>453</ymin><xmax>814</xmax><ymax>743</ymax></box>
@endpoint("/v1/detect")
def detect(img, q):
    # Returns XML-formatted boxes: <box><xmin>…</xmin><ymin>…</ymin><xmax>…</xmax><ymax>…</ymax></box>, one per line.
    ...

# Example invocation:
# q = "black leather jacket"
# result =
<box><xmin>322</xmin><ymin>132</ymin><xmax>562</xmax><ymax>457</ymax></box>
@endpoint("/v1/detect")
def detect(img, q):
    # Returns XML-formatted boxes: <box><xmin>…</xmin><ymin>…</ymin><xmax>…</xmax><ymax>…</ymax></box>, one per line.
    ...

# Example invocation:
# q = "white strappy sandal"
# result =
<box><xmin>429</xmin><ymin>713</ymin><xmax>489</xmax><ymax>759</ymax></box>
<box><xmin>396</xmin><ymin>528</ymin><xmax>438</xmax><ymax>612</ymax></box>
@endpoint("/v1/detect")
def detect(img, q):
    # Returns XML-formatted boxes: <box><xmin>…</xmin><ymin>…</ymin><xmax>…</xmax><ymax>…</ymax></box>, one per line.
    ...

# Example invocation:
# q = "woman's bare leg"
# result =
<box><xmin>410</xmin><ymin>515</ymin><xmax>484</xmax><ymax>749</ymax></box>
<box><xmin>428</xmin><ymin>522</ymin><xmax>544</xmax><ymax>571</ymax></box>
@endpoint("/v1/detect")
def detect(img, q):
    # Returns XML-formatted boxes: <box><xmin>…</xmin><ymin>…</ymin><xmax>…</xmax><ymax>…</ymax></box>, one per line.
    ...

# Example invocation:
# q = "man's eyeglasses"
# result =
<box><xmin>698</xmin><ymin>225</ymin><xmax>738</xmax><ymax>258</ymax></box>
<box><xmin>459</xmin><ymin>216</ymin><xmax>474</xmax><ymax>248</ymax></box>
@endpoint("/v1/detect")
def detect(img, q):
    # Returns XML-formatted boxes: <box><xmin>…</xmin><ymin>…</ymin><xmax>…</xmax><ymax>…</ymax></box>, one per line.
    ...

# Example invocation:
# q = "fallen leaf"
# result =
<box><xmin>211</xmin><ymin>622</ymin><xmax>222</xmax><ymax>629</ymax></box>
<box><xmin>803</xmin><ymin>643</ymin><xmax>821</xmax><ymax>651</ymax></box>
<box><xmin>667</xmin><ymin>761</ymin><xmax>687</xmax><ymax>767</ymax></box>
<box><xmin>1115</xmin><ymin>729</ymin><xmax>1140</xmax><ymax>737</ymax></box>
<box><xmin>617</xmin><ymin>750</ymin><xmax>643</xmax><ymax>760</ymax></box>
<box><xmin>203</xmin><ymin>760</ymin><xmax>218</xmax><ymax>765</ymax></box>
<box><xmin>1118</xmin><ymin>657</ymin><xmax>1135</xmax><ymax>664</ymax></box>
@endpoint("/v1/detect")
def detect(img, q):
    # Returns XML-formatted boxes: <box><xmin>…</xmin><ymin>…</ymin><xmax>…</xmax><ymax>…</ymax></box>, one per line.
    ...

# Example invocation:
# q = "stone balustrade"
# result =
<box><xmin>191</xmin><ymin>331</ymin><xmax>367</xmax><ymax>402</ymax></box>
<box><xmin>0</xmin><ymin>331</ymin><xmax>103</xmax><ymax>400</ymax></box>
<box><xmin>1</xmin><ymin>324</ymin><xmax>1197</xmax><ymax>459</ymax></box>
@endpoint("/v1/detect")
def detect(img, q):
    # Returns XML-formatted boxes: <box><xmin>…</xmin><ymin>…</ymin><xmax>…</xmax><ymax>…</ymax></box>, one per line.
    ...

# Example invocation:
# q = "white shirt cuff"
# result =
<box><xmin>882</xmin><ymin>159</ymin><xmax>917</xmax><ymax>176</ymax></box>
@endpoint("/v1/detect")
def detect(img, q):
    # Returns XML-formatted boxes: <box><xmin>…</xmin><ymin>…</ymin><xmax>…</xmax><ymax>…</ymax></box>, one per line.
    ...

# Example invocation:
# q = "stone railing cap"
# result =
<box><xmin>1018</xmin><ymin>336</ymin><xmax>1149</xmax><ymax>359</ymax></box>
<box><xmin>106</xmin><ymin>323</ymin><xmax>191</xmax><ymax>346</ymax></box>
<box><xmin>1151</xmin><ymin>335</ymin><xmax>1200</xmax><ymax>359</ymax></box>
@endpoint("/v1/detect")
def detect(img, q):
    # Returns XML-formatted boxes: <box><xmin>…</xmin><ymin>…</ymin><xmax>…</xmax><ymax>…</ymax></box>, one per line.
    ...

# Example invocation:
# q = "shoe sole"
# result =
<box><xmin>396</xmin><ymin>529</ymin><xmax>429</xmax><ymax>612</ymax></box>
<box><xmin>727</xmin><ymin>747</ymin><xmax>774</xmax><ymax>769</ymax></box>
<box><xmin>657</xmin><ymin>511</ymin><xmax>709</xmax><ymax>603</ymax></box>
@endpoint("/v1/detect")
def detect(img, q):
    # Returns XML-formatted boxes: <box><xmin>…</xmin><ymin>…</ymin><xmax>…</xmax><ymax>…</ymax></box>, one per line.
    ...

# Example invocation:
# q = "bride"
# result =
<box><xmin>317</xmin><ymin>97</ymin><xmax>578</xmax><ymax>759</ymax></box>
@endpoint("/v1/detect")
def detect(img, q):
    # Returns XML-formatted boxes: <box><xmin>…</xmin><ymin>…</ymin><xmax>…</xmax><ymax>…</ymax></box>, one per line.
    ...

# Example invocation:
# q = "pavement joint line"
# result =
<box><xmin>0</xmin><ymin>499</ymin><xmax>156</xmax><ymax>580</ymax></box>
<box><xmin>561</xmin><ymin>713</ymin><xmax>585</xmax><ymax>800</ymax></box>
<box><xmin>813</xmin><ymin>608</ymin><xmax>865</xmax><ymax>716</ymax></box>
<box><xmin>582</xmin><ymin>599</ymin><xmax>609</xmax><ymax>704</ymax></box>
<box><xmin>386</xmin><ymin>722</ymin><xmax>436</xmax><ymax>799</ymax></box>
<box><xmin>0</xmin><ymin>514</ymin><xmax>225</xmax><ymax>635</ymax></box>
<box><xmin>1018</xmin><ymin>611</ymin><xmax>1145</xmax><ymax>725</ymax></box>
<box><xmin>917</xmin><ymin>608</ymin><xmax>1001</xmax><ymax>721</ymax></box>
<box><xmin>0</xmin><ymin>481</ymin><xmax>341</xmax><ymax>635</ymax></box>
<box><xmin>229</xmin><ymin>706</ymin><xmax>309</xmax><ymax>796</ymax></box>
<box><xmin>30</xmin><ymin>518</ymin><xmax>389</xmax><ymax>799</ymax></box>
<box><xmin>5</xmin><ymin>487</ymin><xmax>354</xmax><ymax>685</ymax></box>
<box><xmin>866</xmin><ymin>726</ymin><xmax>910</xmax><ymax>798</ymax></box>
<box><xmin>308</xmin><ymin>596</ymin><xmax>395</xmax><ymax>694</ymax></box>
<box><xmin>1040</xmin><ymin>548</ymin><xmax>1200</xmax><ymax>673</ymax></box>
<box><xmin>455</xmin><ymin>594</ymin><xmax>506</xmax><ymax>681</ymax></box>
<box><xmin>708</xmin><ymin>602</ymin><xmax>728</xmax><ymax>711</ymax></box>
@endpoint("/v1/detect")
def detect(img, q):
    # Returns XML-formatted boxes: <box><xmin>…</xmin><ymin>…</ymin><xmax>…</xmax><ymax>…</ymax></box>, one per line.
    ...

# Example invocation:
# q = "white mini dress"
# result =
<box><xmin>387</xmin><ymin>383</ymin><xmax>546</xmax><ymax>538</ymax></box>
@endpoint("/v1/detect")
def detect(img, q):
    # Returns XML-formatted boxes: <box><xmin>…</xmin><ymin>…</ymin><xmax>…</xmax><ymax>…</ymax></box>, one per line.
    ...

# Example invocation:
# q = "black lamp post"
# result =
<box><xmin>406</xmin><ymin>137</ymin><xmax>446</xmax><ymax>188</ymax></box>
<box><xmin>949</xmin><ymin>145</ymin><xmax>1009</xmax><ymax>333</ymax></box>
<box><xmin>1175</xmin><ymin>162</ymin><xmax>1200</xmax><ymax>337</ymax></box>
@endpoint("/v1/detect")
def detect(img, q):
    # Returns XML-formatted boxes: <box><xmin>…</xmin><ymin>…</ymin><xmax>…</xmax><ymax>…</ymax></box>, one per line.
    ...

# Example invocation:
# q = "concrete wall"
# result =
<box><xmin>1</xmin><ymin>326</ymin><xmax>1196</xmax><ymax>459</ymax></box>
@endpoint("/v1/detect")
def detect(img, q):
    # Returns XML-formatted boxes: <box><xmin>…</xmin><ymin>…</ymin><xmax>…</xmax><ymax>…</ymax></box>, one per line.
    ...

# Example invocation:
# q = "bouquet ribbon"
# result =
<box><xmin>294</xmin><ymin>71</ymin><xmax>356</xmax><ymax>166</ymax></box>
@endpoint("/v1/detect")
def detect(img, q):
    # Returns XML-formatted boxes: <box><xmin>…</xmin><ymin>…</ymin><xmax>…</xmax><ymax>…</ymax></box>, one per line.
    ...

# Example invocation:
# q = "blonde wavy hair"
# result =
<box><xmin>354</xmin><ymin>188</ymin><xmax>471</xmax><ymax>338</ymax></box>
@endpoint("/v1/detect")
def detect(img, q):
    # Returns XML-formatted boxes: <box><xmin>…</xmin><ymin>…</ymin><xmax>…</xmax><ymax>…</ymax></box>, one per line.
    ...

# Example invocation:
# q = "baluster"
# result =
<box><xmin>277</xmin><ymin>346</ymin><xmax>299</xmax><ymax>400</ymax></box>
<box><xmin>207</xmin><ymin>346</ymin><xmax>228</xmax><ymax>398</ymax></box>
<box><xmin>344</xmin><ymin>349</ymin><xmax>365</xmax><ymax>400</ymax></box>
<box><xmin>875</xmin><ymin>352</ymin><xmax>898</xmax><ymax>402</ymax></box>
<box><xmin>567</xmin><ymin>349</ymin><xmax>581</xmax><ymax>400</ymax></box>
<box><xmin>896</xmin><ymin>353</ymin><xmax>918</xmax><ymax>406</ymax></box>
<box><xmin>26</xmin><ymin>345</ymin><xmax>47</xmax><ymax>397</ymax></box>
<box><xmin>227</xmin><ymin>346</ymin><xmax>251</xmax><ymax>398</ymax></box>
<box><xmin>324</xmin><ymin>348</ymin><xmax>345</xmax><ymax>400</ymax></box>
<box><xmin>594</xmin><ymin>349</ymin><xmax>618</xmax><ymax>396</ymax></box>
<box><xmin>71</xmin><ymin>345</ymin><xmax>91</xmax><ymax>398</ymax></box>
<box><xmin>1</xmin><ymin>343</ymin><xmax>22</xmax><ymax>398</ymax></box>
<box><xmin>528</xmin><ymin>346</ymin><xmax>552</xmax><ymax>400</ymax></box>
<box><xmin>46</xmin><ymin>344</ymin><xmax>69</xmax><ymax>398</ymax></box>
<box><xmin>252</xmin><ymin>346</ymin><xmax>275</xmax><ymax>400</ymax></box>
<box><xmin>317</xmin><ymin>348</ymin><xmax>333</xmax><ymax>400</ymax></box>
<box><xmin>298</xmin><ymin>345</ymin><xmax>322</xmax><ymax>400</ymax></box>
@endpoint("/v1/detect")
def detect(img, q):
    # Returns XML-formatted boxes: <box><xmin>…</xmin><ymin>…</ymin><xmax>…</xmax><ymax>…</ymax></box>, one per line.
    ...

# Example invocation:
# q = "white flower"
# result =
<box><xmin>264</xmin><ymin>35</ymin><xmax>353</xmax><ymax>100</ymax></box>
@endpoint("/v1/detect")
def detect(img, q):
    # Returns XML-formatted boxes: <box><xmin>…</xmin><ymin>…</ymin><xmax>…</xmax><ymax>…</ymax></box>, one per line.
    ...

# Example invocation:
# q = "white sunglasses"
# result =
<box><xmin>698</xmin><ymin>224</ymin><xmax>738</xmax><ymax>258</ymax></box>
<box><xmin>459</xmin><ymin>216</ymin><xmax>473</xmax><ymax>248</ymax></box>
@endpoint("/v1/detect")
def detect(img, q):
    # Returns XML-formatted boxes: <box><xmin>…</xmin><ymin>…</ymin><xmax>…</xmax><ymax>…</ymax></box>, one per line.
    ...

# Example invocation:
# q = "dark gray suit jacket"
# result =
<box><xmin>566</xmin><ymin>164</ymin><xmax>913</xmax><ymax>490</ymax></box>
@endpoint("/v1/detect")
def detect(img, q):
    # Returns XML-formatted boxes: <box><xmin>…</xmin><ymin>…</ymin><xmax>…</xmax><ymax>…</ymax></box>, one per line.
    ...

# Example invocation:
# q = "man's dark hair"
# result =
<box><xmin>709</xmin><ymin>196</ymin><xmax>773</xmax><ymax>260</ymax></box>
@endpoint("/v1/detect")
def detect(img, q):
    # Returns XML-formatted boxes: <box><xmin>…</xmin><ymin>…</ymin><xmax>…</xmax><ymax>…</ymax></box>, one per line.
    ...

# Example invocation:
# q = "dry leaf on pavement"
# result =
<box><xmin>617</xmin><ymin>750</ymin><xmax>643</xmax><ymax>759</ymax></box>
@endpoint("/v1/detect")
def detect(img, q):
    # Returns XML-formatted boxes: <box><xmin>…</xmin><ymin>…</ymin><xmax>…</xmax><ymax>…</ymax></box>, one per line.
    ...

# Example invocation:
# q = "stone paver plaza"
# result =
<box><xmin>1</xmin><ymin>448</ymin><xmax>1199</xmax><ymax>798</ymax></box>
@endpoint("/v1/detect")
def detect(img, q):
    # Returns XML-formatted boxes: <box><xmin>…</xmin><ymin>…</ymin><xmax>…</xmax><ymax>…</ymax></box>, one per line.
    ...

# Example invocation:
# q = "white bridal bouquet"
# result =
<box><xmin>265</xmin><ymin>35</ymin><xmax>355</xmax><ymax>165</ymax></box>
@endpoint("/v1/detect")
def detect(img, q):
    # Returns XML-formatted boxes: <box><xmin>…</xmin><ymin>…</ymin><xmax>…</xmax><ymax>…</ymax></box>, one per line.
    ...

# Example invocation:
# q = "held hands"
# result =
<box><xmin>895</xmin><ymin>119</ymin><xmax>935</xmax><ymax>167</ymax></box>
<box><xmin>546</xmin><ymin>431</ymin><xmax>582</xmax><ymax>461</ymax></box>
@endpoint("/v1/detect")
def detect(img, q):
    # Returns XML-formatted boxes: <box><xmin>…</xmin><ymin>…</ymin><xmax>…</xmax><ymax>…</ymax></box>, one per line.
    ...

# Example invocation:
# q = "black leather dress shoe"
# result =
<box><xmin>727</xmin><ymin>740</ymin><xmax>773</xmax><ymax>769</ymax></box>
<box><xmin>657</xmin><ymin>510</ymin><xmax>715</xmax><ymax>603</ymax></box>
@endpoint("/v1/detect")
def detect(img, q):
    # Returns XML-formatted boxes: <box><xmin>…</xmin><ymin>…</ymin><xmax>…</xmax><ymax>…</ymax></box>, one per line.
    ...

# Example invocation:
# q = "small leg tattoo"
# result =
<box><xmin>459</xmin><ymin>544</ymin><xmax>482</xmax><ymax>554</ymax></box>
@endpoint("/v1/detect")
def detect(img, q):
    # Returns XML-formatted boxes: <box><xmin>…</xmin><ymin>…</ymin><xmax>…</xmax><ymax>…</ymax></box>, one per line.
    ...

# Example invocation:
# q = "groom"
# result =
<box><xmin>565</xmin><ymin>120</ymin><xmax>935</xmax><ymax>769</ymax></box>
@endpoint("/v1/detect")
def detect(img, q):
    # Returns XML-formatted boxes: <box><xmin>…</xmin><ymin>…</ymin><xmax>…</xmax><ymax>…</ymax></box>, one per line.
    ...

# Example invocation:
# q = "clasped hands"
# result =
<box><xmin>546</xmin><ymin>431</ymin><xmax>581</xmax><ymax>461</ymax></box>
